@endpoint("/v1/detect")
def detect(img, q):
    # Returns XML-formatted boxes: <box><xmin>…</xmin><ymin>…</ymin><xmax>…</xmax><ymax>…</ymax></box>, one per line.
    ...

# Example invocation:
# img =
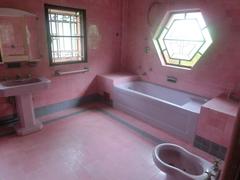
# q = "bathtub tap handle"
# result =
<box><xmin>204</xmin><ymin>160</ymin><xmax>221</xmax><ymax>180</ymax></box>
<box><xmin>213</xmin><ymin>159</ymin><xmax>221</xmax><ymax>172</ymax></box>
<box><xmin>204</xmin><ymin>171</ymin><xmax>215</xmax><ymax>180</ymax></box>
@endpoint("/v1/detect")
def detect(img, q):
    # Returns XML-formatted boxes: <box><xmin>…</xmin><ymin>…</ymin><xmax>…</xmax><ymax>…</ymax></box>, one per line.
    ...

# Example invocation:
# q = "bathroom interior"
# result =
<box><xmin>0</xmin><ymin>0</ymin><xmax>240</xmax><ymax>179</ymax></box>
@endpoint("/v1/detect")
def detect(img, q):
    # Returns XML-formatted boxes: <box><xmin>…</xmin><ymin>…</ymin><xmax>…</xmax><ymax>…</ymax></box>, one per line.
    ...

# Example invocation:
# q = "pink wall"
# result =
<box><xmin>1</xmin><ymin>0</ymin><xmax>240</xmax><ymax>118</ymax></box>
<box><xmin>0</xmin><ymin>0</ymin><xmax>124</xmax><ymax>117</ymax></box>
<box><xmin>122</xmin><ymin>0</ymin><xmax>240</xmax><ymax>98</ymax></box>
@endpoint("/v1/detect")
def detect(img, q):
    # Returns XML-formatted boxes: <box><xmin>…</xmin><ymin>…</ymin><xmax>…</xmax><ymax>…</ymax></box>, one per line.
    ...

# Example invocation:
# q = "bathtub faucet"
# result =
<box><xmin>204</xmin><ymin>159</ymin><xmax>221</xmax><ymax>180</ymax></box>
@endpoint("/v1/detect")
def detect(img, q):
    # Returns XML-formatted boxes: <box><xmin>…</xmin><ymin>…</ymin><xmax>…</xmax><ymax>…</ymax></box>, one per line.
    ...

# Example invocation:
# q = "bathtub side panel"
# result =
<box><xmin>113</xmin><ymin>87</ymin><xmax>199</xmax><ymax>143</ymax></box>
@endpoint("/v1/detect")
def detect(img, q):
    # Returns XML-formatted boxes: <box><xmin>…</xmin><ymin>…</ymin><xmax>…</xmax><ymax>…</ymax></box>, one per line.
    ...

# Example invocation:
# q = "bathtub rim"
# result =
<box><xmin>115</xmin><ymin>80</ymin><xmax>209</xmax><ymax>102</ymax></box>
<box><xmin>114</xmin><ymin>84</ymin><xmax>205</xmax><ymax>114</ymax></box>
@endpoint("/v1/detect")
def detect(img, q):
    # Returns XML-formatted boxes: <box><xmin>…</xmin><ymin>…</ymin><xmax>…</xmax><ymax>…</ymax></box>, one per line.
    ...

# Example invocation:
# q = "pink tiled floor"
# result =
<box><xmin>0</xmin><ymin>103</ymin><xmax>214</xmax><ymax>180</ymax></box>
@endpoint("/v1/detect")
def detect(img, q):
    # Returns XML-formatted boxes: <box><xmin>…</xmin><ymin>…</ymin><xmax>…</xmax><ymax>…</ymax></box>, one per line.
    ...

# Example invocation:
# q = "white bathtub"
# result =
<box><xmin>113</xmin><ymin>81</ymin><xmax>208</xmax><ymax>143</ymax></box>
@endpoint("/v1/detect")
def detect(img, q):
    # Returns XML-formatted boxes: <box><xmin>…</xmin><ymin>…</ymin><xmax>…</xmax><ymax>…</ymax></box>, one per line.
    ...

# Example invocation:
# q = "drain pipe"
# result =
<box><xmin>0</xmin><ymin>96</ymin><xmax>19</xmax><ymax>127</ymax></box>
<box><xmin>0</xmin><ymin>116</ymin><xmax>18</xmax><ymax>126</ymax></box>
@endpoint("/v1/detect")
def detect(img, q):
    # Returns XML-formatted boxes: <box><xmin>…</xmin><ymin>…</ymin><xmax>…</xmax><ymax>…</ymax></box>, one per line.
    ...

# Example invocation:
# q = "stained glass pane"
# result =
<box><xmin>165</xmin><ymin>20</ymin><xmax>204</xmax><ymax>41</ymax></box>
<box><xmin>199</xmin><ymin>28</ymin><xmax>213</xmax><ymax>54</ymax></box>
<box><xmin>186</xmin><ymin>12</ymin><xmax>206</xmax><ymax>29</ymax></box>
<box><xmin>163</xmin><ymin>50</ymin><xmax>179</xmax><ymax>65</ymax></box>
<box><xmin>180</xmin><ymin>53</ymin><xmax>202</xmax><ymax>67</ymax></box>
<box><xmin>164</xmin><ymin>40</ymin><xmax>203</xmax><ymax>60</ymax></box>
<box><xmin>158</xmin><ymin>28</ymin><xmax>167</xmax><ymax>50</ymax></box>
<box><xmin>153</xmin><ymin>10</ymin><xmax>213</xmax><ymax>69</ymax></box>
<box><xmin>166</xmin><ymin>13</ymin><xmax>185</xmax><ymax>29</ymax></box>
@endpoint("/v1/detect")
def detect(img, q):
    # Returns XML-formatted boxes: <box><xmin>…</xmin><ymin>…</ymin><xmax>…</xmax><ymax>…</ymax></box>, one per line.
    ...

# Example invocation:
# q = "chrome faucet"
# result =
<box><xmin>205</xmin><ymin>160</ymin><xmax>221</xmax><ymax>180</ymax></box>
<box><xmin>205</xmin><ymin>171</ymin><xmax>215</xmax><ymax>180</ymax></box>
<box><xmin>212</xmin><ymin>160</ymin><xmax>221</xmax><ymax>172</ymax></box>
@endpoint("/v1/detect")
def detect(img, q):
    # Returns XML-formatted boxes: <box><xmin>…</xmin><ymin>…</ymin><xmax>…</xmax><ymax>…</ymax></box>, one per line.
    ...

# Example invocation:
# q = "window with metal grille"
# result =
<box><xmin>45</xmin><ymin>4</ymin><xmax>87</xmax><ymax>65</ymax></box>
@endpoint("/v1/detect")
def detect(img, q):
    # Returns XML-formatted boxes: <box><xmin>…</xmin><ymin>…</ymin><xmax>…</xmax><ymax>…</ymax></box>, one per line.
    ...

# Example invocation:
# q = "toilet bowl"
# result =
<box><xmin>153</xmin><ymin>143</ymin><xmax>213</xmax><ymax>180</ymax></box>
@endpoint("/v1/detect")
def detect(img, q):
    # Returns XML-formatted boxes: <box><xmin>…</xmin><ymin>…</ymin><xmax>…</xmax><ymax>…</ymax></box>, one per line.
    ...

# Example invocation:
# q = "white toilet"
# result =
<box><xmin>153</xmin><ymin>143</ymin><xmax>214</xmax><ymax>180</ymax></box>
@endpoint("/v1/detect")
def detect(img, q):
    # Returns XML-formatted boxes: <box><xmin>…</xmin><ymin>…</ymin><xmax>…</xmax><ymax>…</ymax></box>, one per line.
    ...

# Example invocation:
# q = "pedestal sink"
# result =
<box><xmin>0</xmin><ymin>77</ymin><xmax>51</xmax><ymax>135</ymax></box>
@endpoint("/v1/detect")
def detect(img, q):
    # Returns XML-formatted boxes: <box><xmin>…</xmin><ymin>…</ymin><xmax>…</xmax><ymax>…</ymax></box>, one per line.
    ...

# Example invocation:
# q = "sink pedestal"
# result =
<box><xmin>15</xmin><ymin>94</ymin><xmax>43</xmax><ymax>135</ymax></box>
<box><xmin>0</xmin><ymin>77</ymin><xmax>51</xmax><ymax>135</ymax></box>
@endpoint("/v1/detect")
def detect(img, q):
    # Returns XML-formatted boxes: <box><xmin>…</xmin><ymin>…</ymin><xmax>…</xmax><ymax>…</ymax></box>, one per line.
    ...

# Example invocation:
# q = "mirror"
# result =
<box><xmin>0</xmin><ymin>8</ymin><xmax>40</xmax><ymax>63</ymax></box>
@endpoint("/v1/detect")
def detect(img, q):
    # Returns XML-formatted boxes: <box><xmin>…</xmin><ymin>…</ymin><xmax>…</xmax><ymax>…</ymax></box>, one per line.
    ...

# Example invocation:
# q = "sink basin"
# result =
<box><xmin>0</xmin><ymin>77</ymin><xmax>51</xmax><ymax>97</ymax></box>
<box><xmin>1</xmin><ymin>78</ymin><xmax>41</xmax><ymax>87</ymax></box>
<box><xmin>0</xmin><ymin>77</ymin><xmax>51</xmax><ymax>136</ymax></box>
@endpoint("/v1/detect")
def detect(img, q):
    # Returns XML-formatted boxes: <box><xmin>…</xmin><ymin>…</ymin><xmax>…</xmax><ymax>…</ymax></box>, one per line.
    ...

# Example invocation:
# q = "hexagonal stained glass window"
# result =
<box><xmin>153</xmin><ymin>10</ymin><xmax>213</xmax><ymax>69</ymax></box>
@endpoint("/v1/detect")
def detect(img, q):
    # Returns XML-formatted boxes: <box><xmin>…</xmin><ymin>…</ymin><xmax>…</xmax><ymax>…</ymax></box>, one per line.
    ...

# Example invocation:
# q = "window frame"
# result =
<box><xmin>44</xmin><ymin>4</ymin><xmax>87</xmax><ymax>66</ymax></box>
<box><xmin>153</xmin><ymin>9</ymin><xmax>213</xmax><ymax>70</ymax></box>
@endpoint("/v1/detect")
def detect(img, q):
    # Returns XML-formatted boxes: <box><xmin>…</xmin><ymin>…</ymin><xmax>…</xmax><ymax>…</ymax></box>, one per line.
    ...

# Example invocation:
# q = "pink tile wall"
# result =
<box><xmin>0</xmin><ymin>0</ymin><xmax>124</xmax><ymax>117</ymax></box>
<box><xmin>97</xmin><ymin>73</ymin><xmax>139</xmax><ymax>99</ymax></box>
<box><xmin>122</xmin><ymin>0</ymin><xmax>240</xmax><ymax>98</ymax></box>
<box><xmin>196</xmin><ymin>95</ymin><xmax>239</xmax><ymax>147</ymax></box>
<box><xmin>197</xmin><ymin>107</ymin><xmax>236</xmax><ymax>147</ymax></box>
